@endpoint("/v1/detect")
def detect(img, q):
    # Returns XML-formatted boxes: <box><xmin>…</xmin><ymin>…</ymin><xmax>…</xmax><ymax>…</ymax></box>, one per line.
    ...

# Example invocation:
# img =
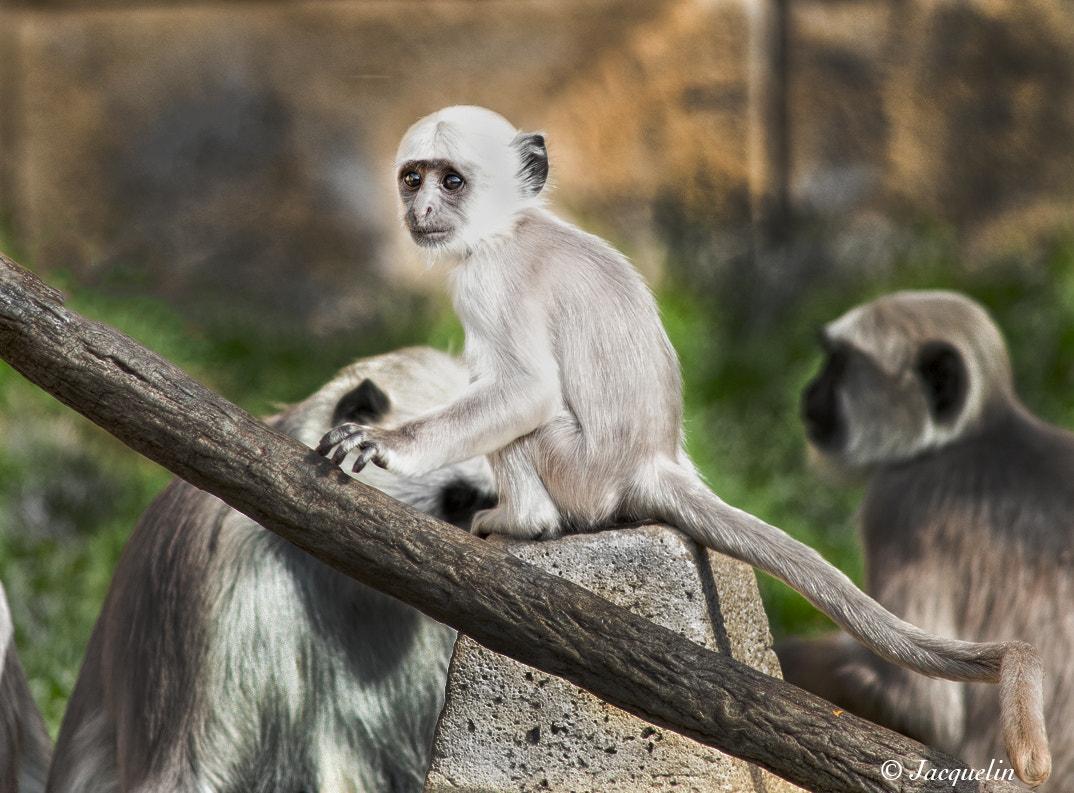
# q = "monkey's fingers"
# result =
<box><xmin>316</xmin><ymin>424</ymin><xmax>358</xmax><ymax>457</ymax></box>
<box><xmin>331</xmin><ymin>434</ymin><xmax>365</xmax><ymax>466</ymax></box>
<box><xmin>351</xmin><ymin>444</ymin><xmax>380</xmax><ymax>473</ymax></box>
<box><xmin>330</xmin><ymin>443</ymin><xmax>353</xmax><ymax>466</ymax></box>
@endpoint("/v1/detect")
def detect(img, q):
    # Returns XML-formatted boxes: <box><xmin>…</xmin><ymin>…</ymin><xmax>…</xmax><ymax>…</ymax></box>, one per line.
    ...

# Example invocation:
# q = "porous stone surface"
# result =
<box><xmin>423</xmin><ymin>524</ymin><xmax>802</xmax><ymax>793</ymax></box>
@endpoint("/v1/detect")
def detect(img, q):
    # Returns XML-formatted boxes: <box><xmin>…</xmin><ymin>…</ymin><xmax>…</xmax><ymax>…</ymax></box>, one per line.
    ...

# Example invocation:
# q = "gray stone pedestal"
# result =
<box><xmin>423</xmin><ymin>524</ymin><xmax>803</xmax><ymax>793</ymax></box>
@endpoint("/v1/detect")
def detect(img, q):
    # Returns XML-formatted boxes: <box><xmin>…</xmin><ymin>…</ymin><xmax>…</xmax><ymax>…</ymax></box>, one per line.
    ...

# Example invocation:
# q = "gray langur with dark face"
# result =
<box><xmin>0</xmin><ymin>582</ymin><xmax>51</xmax><ymax>793</ymax></box>
<box><xmin>318</xmin><ymin>106</ymin><xmax>1050</xmax><ymax>785</ymax></box>
<box><xmin>46</xmin><ymin>348</ymin><xmax>496</xmax><ymax>793</ymax></box>
<box><xmin>780</xmin><ymin>289</ymin><xmax>1074</xmax><ymax>789</ymax></box>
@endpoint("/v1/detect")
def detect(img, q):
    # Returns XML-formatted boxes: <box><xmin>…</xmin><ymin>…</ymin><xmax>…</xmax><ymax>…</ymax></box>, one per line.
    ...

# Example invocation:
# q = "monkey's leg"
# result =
<box><xmin>473</xmin><ymin>440</ymin><xmax>561</xmax><ymax>540</ymax></box>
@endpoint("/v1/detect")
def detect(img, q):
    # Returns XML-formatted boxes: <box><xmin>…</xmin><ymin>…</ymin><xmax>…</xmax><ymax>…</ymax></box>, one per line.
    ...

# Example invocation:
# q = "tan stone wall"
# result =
<box><xmin>1</xmin><ymin>0</ymin><xmax>1073</xmax><ymax>330</ymax></box>
<box><xmin>789</xmin><ymin>0</ymin><xmax>1074</xmax><ymax>260</ymax></box>
<box><xmin>0</xmin><ymin>0</ymin><xmax>749</xmax><ymax>333</ymax></box>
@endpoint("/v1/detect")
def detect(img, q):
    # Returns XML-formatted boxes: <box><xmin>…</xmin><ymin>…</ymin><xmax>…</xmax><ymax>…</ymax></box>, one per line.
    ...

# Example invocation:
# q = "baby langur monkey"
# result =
<box><xmin>319</xmin><ymin>105</ymin><xmax>1050</xmax><ymax>785</ymax></box>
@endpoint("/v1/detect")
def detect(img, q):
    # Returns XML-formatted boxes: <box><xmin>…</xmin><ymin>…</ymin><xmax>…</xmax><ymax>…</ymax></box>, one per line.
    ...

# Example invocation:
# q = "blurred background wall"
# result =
<box><xmin>3</xmin><ymin>0</ymin><xmax>1072</xmax><ymax>337</ymax></box>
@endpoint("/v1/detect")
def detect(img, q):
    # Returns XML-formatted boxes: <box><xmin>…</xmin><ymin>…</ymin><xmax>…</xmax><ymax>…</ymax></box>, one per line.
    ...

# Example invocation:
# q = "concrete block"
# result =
<box><xmin>423</xmin><ymin>524</ymin><xmax>802</xmax><ymax>793</ymax></box>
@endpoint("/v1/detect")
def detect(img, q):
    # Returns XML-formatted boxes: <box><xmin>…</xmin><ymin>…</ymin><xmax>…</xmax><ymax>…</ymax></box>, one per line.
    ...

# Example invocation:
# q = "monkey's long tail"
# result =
<box><xmin>648</xmin><ymin>466</ymin><xmax>1051</xmax><ymax>788</ymax></box>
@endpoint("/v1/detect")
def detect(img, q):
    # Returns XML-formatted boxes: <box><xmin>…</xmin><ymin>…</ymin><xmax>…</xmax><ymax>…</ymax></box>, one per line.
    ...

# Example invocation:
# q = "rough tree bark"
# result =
<box><xmin>0</xmin><ymin>251</ymin><xmax>1023</xmax><ymax>793</ymax></box>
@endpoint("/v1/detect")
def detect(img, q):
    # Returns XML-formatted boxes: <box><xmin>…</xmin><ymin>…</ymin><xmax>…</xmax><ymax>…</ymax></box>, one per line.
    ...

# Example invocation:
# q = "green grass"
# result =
<box><xmin>4</xmin><ymin>228</ymin><xmax>1074</xmax><ymax>736</ymax></box>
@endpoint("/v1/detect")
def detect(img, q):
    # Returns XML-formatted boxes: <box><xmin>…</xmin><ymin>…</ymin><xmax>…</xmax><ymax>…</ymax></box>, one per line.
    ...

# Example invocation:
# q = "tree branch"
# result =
<box><xmin>0</xmin><ymin>251</ymin><xmax>1021</xmax><ymax>792</ymax></box>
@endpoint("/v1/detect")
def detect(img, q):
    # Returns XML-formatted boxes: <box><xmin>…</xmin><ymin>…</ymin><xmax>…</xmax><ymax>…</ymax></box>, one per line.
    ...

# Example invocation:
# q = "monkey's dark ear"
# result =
<box><xmin>331</xmin><ymin>379</ymin><xmax>392</xmax><ymax>427</ymax></box>
<box><xmin>512</xmin><ymin>132</ymin><xmax>549</xmax><ymax>198</ymax></box>
<box><xmin>916</xmin><ymin>342</ymin><xmax>966</xmax><ymax>423</ymax></box>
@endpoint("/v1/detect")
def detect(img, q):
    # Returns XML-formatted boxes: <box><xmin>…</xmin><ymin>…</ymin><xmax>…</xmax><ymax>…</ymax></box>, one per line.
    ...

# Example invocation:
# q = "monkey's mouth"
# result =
<box><xmin>410</xmin><ymin>227</ymin><xmax>454</xmax><ymax>247</ymax></box>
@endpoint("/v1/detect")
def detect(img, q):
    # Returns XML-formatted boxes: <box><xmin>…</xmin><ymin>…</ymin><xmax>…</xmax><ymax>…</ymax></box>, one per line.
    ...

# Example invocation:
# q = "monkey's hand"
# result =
<box><xmin>317</xmin><ymin>424</ymin><xmax>397</xmax><ymax>473</ymax></box>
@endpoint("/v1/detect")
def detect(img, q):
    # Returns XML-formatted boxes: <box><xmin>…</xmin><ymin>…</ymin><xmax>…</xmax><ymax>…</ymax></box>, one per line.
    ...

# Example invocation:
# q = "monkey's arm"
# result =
<box><xmin>319</xmin><ymin>367</ymin><xmax>561</xmax><ymax>477</ymax></box>
<box><xmin>321</xmin><ymin>280</ymin><xmax>563</xmax><ymax>476</ymax></box>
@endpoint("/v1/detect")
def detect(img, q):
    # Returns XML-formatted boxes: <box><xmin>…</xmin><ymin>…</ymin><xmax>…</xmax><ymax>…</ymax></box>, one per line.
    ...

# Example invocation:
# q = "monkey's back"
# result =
<box><xmin>521</xmin><ymin>211</ymin><xmax>684</xmax><ymax>477</ymax></box>
<box><xmin>444</xmin><ymin>209</ymin><xmax>688</xmax><ymax>528</ymax></box>
<box><xmin>863</xmin><ymin>407</ymin><xmax>1074</xmax><ymax>785</ymax></box>
<box><xmin>49</xmin><ymin>349</ymin><xmax>490</xmax><ymax>793</ymax></box>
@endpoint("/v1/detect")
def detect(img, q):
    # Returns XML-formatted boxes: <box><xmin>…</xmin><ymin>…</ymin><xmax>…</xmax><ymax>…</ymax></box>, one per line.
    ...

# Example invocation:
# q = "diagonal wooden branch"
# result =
<box><xmin>0</xmin><ymin>251</ymin><xmax>1021</xmax><ymax>793</ymax></box>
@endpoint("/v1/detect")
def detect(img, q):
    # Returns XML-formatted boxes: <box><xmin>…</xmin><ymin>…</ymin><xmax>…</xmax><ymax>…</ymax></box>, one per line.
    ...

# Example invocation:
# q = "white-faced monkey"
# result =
<box><xmin>319</xmin><ymin>107</ymin><xmax>1050</xmax><ymax>785</ymax></box>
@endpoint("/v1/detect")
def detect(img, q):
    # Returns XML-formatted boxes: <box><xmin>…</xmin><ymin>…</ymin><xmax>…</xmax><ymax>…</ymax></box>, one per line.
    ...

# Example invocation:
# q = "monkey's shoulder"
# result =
<box><xmin>510</xmin><ymin>210</ymin><xmax>654</xmax><ymax>307</ymax></box>
<box><xmin>864</xmin><ymin>410</ymin><xmax>1074</xmax><ymax>551</ymax></box>
<box><xmin>122</xmin><ymin>478</ymin><xmax>229</xmax><ymax>570</ymax></box>
<box><xmin>514</xmin><ymin>210</ymin><xmax>631</xmax><ymax>266</ymax></box>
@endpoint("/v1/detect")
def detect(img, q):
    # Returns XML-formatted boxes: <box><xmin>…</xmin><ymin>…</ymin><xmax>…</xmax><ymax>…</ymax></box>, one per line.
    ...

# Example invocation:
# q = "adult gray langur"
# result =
<box><xmin>0</xmin><ymin>581</ymin><xmax>51</xmax><ymax>793</ymax></box>
<box><xmin>318</xmin><ymin>106</ymin><xmax>1051</xmax><ymax>785</ymax></box>
<box><xmin>47</xmin><ymin>348</ymin><xmax>496</xmax><ymax>793</ymax></box>
<box><xmin>780</xmin><ymin>289</ymin><xmax>1074</xmax><ymax>789</ymax></box>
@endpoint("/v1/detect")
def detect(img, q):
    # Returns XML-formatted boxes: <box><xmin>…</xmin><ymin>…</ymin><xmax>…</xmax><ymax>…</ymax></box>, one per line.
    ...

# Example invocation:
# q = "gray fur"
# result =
<box><xmin>0</xmin><ymin>582</ymin><xmax>51</xmax><ymax>793</ymax></box>
<box><xmin>785</xmin><ymin>290</ymin><xmax>1072</xmax><ymax>788</ymax></box>
<box><xmin>47</xmin><ymin>347</ymin><xmax>495</xmax><ymax>793</ymax></box>
<box><xmin>319</xmin><ymin>108</ymin><xmax>1050</xmax><ymax>785</ymax></box>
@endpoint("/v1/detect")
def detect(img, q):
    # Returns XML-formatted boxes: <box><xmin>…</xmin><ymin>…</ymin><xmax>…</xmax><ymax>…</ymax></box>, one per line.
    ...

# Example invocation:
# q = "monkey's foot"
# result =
<box><xmin>472</xmin><ymin>507</ymin><xmax>560</xmax><ymax>541</ymax></box>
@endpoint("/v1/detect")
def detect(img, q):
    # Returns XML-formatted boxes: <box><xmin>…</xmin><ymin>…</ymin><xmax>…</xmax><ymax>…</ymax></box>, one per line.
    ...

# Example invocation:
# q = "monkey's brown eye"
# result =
<box><xmin>402</xmin><ymin>172</ymin><xmax>422</xmax><ymax>190</ymax></box>
<box><xmin>442</xmin><ymin>173</ymin><xmax>464</xmax><ymax>191</ymax></box>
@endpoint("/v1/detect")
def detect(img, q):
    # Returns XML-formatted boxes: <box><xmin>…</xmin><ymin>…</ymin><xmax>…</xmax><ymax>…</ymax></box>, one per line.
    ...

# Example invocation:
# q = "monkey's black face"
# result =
<box><xmin>801</xmin><ymin>335</ymin><xmax>917</xmax><ymax>464</ymax></box>
<box><xmin>802</xmin><ymin>327</ymin><xmax>974</xmax><ymax>469</ymax></box>
<box><xmin>398</xmin><ymin>159</ymin><xmax>471</xmax><ymax>248</ymax></box>
<box><xmin>801</xmin><ymin>343</ymin><xmax>850</xmax><ymax>453</ymax></box>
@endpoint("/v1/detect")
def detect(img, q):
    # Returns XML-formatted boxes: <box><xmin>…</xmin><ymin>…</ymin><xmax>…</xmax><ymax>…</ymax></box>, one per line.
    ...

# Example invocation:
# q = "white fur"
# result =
<box><xmin>0</xmin><ymin>583</ymin><xmax>12</xmax><ymax>685</ymax></box>
<box><xmin>396</xmin><ymin>106</ymin><xmax>545</xmax><ymax>257</ymax></box>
